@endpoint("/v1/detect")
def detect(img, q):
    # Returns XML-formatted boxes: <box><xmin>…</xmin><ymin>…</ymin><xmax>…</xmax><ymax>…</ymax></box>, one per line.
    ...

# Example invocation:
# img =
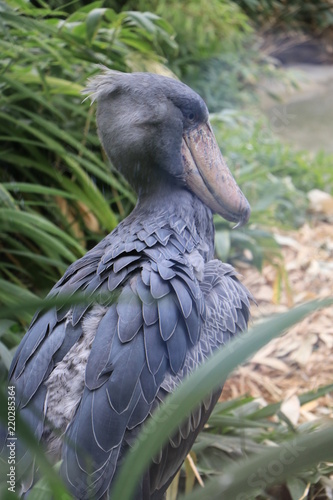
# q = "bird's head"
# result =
<box><xmin>83</xmin><ymin>68</ymin><xmax>250</xmax><ymax>227</ymax></box>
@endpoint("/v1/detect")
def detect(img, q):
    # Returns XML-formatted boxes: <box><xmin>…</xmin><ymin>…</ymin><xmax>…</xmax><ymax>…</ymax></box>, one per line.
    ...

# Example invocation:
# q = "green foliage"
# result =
<box><xmin>124</xmin><ymin>0</ymin><xmax>251</xmax><ymax>65</ymax></box>
<box><xmin>210</xmin><ymin>108</ymin><xmax>333</xmax><ymax>269</ymax></box>
<box><xmin>1</xmin><ymin>0</ymin><xmax>332</xmax><ymax>328</ymax></box>
<box><xmin>179</xmin><ymin>51</ymin><xmax>264</xmax><ymax>112</ymax></box>
<box><xmin>212</xmin><ymin>108</ymin><xmax>333</xmax><ymax>194</ymax></box>
<box><xmin>121</xmin><ymin>0</ymin><xmax>273</xmax><ymax>111</ymax></box>
<box><xmin>192</xmin><ymin>381</ymin><xmax>333</xmax><ymax>499</ymax></box>
<box><xmin>0</xmin><ymin>0</ymin><xmax>177</xmax><ymax>331</ymax></box>
<box><xmin>0</xmin><ymin>1</ymin><xmax>331</xmax><ymax>317</ymax></box>
<box><xmin>235</xmin><ymin>0</ymin><xmax>333</xmax><ymax>34</ymax></box>
<box><xmin>1</xmin><ymin>2</ymin><xmax>332</xmax><ymax>498</ymax></box>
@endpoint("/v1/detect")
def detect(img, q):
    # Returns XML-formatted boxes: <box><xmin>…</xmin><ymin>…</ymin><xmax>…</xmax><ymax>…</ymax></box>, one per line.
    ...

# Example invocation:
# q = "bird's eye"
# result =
<box><xmin>188</xmin><ymin>112</ymin><xmax>195</xmax><ymax>122</ymax></box>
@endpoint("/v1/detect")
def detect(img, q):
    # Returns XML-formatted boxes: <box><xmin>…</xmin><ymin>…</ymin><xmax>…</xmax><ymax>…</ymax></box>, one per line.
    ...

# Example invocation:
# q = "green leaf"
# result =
<box><xmin>86</xmin><ymin>8</ymin><xmax>107</xmax><ymax>43</ymax></box>
<box><xmin>112</xmin><ymin>298</ymin><xmax>333</xmax><ymax>500</ymax></box>
<box><xmin>215</xmin><ymin>230</ymin><xmax>231</xmax><ymax>261</ymax></box>
<box><xmin>0</xmin><ymin>209</ymin><xmax>84</xmax><ymax>259</ymax></box>
<box><xmin>182</xmin><ymin>424</ymin><xmax>333</xmax><ymax>500</ymax></box>
<box><xmin>2</xmin><ymin>183</ymin><xmax>78</xmax><ymax>199</ymax></box>
<box><xmin>286</xmin><ymin>477</ymin><xmax>308</xmax><ymax>500</ymax></box>
<box><xmin>16</xmin><ymin>74</ymin><xmax>83</xmax><ymax>95</ymax></box>
<box><xmin>0</xmin><ymin>184</ymin><xmax>16</xmax><ymax>209</ymax></box>
<box><xmin>0</xmin><ymin>340</ymin><xmax>13</xmax><ymax>370</ymax></box>
<box><xmin>0</xmin><ymin>320</ymin><xmax>16</xmax><ymax>338</ymax></box>
<box><xmin>249</xmin><ymin>382</ymin><xmax>333</xmax><ymax>420</ymax></box>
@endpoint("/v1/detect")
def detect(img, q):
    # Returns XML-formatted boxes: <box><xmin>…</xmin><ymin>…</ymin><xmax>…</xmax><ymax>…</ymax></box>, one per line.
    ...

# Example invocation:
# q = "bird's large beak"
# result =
<box><xmin>181</xmin><ymin>122</ymin><xmax>250</xmax><ymax>227</ymax></box>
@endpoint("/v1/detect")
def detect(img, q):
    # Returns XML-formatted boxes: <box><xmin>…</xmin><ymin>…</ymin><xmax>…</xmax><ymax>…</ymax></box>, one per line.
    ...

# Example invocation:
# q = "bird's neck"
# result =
<box><xmin>127</xmin><ymin>182</ymin><xmax>215</xmax><ymax>262</ymax></box>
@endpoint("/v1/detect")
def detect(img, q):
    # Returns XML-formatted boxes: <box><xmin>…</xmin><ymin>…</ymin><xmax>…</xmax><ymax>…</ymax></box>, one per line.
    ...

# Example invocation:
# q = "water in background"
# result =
<box><xmin>264</xmin><ymin>65</ymin><xmax>333</xmax><ymax>154</ymax></box>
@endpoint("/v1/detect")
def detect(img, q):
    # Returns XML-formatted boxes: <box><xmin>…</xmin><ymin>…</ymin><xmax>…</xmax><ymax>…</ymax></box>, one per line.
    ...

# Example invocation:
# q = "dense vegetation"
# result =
<box><xmin>0</xmin><ymin>0</ymin><xmax>332</xmax><ymax>499</ymax></box>
<box><xmin>235</xmin><ymin>0</ymin><xmax>333</xmax><ymax>34</ymax></box>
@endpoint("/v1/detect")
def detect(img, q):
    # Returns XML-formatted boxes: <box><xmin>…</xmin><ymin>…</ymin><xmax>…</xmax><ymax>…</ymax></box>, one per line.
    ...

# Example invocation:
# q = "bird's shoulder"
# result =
<box><xmin>9</xmin><ymin>213</ymin><xmax>207</xmax><ymax>387</ymax></box>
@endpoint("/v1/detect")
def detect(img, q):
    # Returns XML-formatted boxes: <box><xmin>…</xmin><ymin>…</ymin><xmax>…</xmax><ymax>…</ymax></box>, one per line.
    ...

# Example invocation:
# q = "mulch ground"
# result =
<box><xmin>222</xmin><ymin>220</ymin><xmax>333</xmax><ymax>423</ymax></box>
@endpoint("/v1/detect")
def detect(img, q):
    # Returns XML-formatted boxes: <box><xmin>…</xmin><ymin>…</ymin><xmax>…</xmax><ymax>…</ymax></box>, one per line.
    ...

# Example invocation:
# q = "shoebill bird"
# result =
<box><xmin>1</xmin><ymin>69</ymin><xmax>252</xmax><ymax>499</ymax></box>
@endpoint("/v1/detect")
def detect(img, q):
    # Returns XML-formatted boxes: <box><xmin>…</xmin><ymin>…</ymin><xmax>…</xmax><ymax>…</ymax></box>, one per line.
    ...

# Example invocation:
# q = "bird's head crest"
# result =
<box><xmin>82</xmin><ymin>65</ymin><xmax>127</xmax><ymax>104</ymax></box>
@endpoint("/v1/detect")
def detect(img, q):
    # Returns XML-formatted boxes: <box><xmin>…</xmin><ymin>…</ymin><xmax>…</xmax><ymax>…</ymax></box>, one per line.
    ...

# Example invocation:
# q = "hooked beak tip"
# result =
<box><xmin>232</xmin><ymin>203</ymin><xmax>251</xmax><ymax>229</ymax></box>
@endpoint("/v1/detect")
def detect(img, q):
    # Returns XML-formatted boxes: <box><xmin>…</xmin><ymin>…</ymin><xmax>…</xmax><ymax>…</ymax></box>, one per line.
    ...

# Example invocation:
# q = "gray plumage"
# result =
<box><xmin>0</xmin><ymin>69</ymin><xmax>252</xmax><ymax>499</ymax></box>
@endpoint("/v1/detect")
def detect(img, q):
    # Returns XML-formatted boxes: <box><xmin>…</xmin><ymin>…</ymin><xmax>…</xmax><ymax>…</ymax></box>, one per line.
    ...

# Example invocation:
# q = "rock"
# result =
<box><xmin>308</xmin><ymin>189</ymin><xmax>333</xmax><ymax>217</ymax></box>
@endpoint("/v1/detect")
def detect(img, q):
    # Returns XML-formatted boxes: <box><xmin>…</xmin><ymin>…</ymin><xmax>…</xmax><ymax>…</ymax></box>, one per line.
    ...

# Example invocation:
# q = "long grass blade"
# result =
<box><xmin>112</xmin><ymin>298</ymin><xmax>333</xmax><ymax>500</ymax></box>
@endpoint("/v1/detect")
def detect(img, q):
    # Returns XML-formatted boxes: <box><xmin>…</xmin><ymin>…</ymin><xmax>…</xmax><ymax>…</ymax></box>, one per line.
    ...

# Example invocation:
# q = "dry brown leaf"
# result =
<box><xmin>77</xmin><ymin>201</ymin><xmax>100</xmax><ymax>233</ymax></box>
<box><xmin>221</xmin><ymin>220</ymin><xmax>333</xmax><ymax>421</ymax></box>
<box><xmin>250</xmin><ymin>354</ymin><xmax>290</xmax><ymax>372</ymax></box>
<box><xmin>308</xmin><ymin>189</ymin><xmax>333</xmax><ymax>216</ymax></box>
<box><xmin>55</xmin><ymin>197</ymin><xmax>100</xmax><ymax>241</ymax></box>
<box><xmin>289</xmin><ymin>336</ymin><xmax>317</xmax><ymax>366</ymax></box>
<box><xmin>280</xmin><ymin>395</ymin><xmax>300</xmax><ymax>425</ymax></box>
<box><xmin>301</xmin><ymin>400</ymin><xmax>320</xmax><ymax>413</ymax></box>
<box><xmin>320</xmin><ymin>332</ymin><xmax>333</xmax><ymax>348</ymax></box>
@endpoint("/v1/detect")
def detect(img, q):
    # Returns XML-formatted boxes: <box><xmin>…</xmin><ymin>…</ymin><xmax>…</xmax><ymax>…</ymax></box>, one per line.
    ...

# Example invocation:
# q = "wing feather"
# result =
<box><xmin>18</xmin><ymin>321</ymin><xmax>66</xmax><ymax>407</ymax></box>
<box><xmin>117</xmin><ymin>285</ymin><xmax>142</xmax><ymax>342</ymax></box>
<box><xmin>150</xmin><ymin>270</ymin><xmax>170</xmax><ymax>299</ymax></box>
<box><xmin>166</xmin><ymin>318</ymin><xmax>188</xmax><ymax>374</ymax></box>
<box><xmin>85</xmin><ymin>306</ymin><xmax>117</xmax><ymax>390</ymax></box>
<box><xmin>11</xmin><ymin>309</ymin><xmax>57</xmax><ymax>379</ymax></box>
<box><xmin>157</xmin><ymin>294</ymin><xmax>178</xmax><ymax>341</ymax></box>
<box><xmin>3</xmin><ymin>211</ymin><xmax>253</xmax><ymax>500</ymax></box>
<box><xmin>143</xmin><ymin>323</ymin><xmax>165</xmax><ymax>374</ymax></box>
<box><xmin>170</xmin><ymin>278</ymin><xmax>192</xmax><ymax>318</ymax></box>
